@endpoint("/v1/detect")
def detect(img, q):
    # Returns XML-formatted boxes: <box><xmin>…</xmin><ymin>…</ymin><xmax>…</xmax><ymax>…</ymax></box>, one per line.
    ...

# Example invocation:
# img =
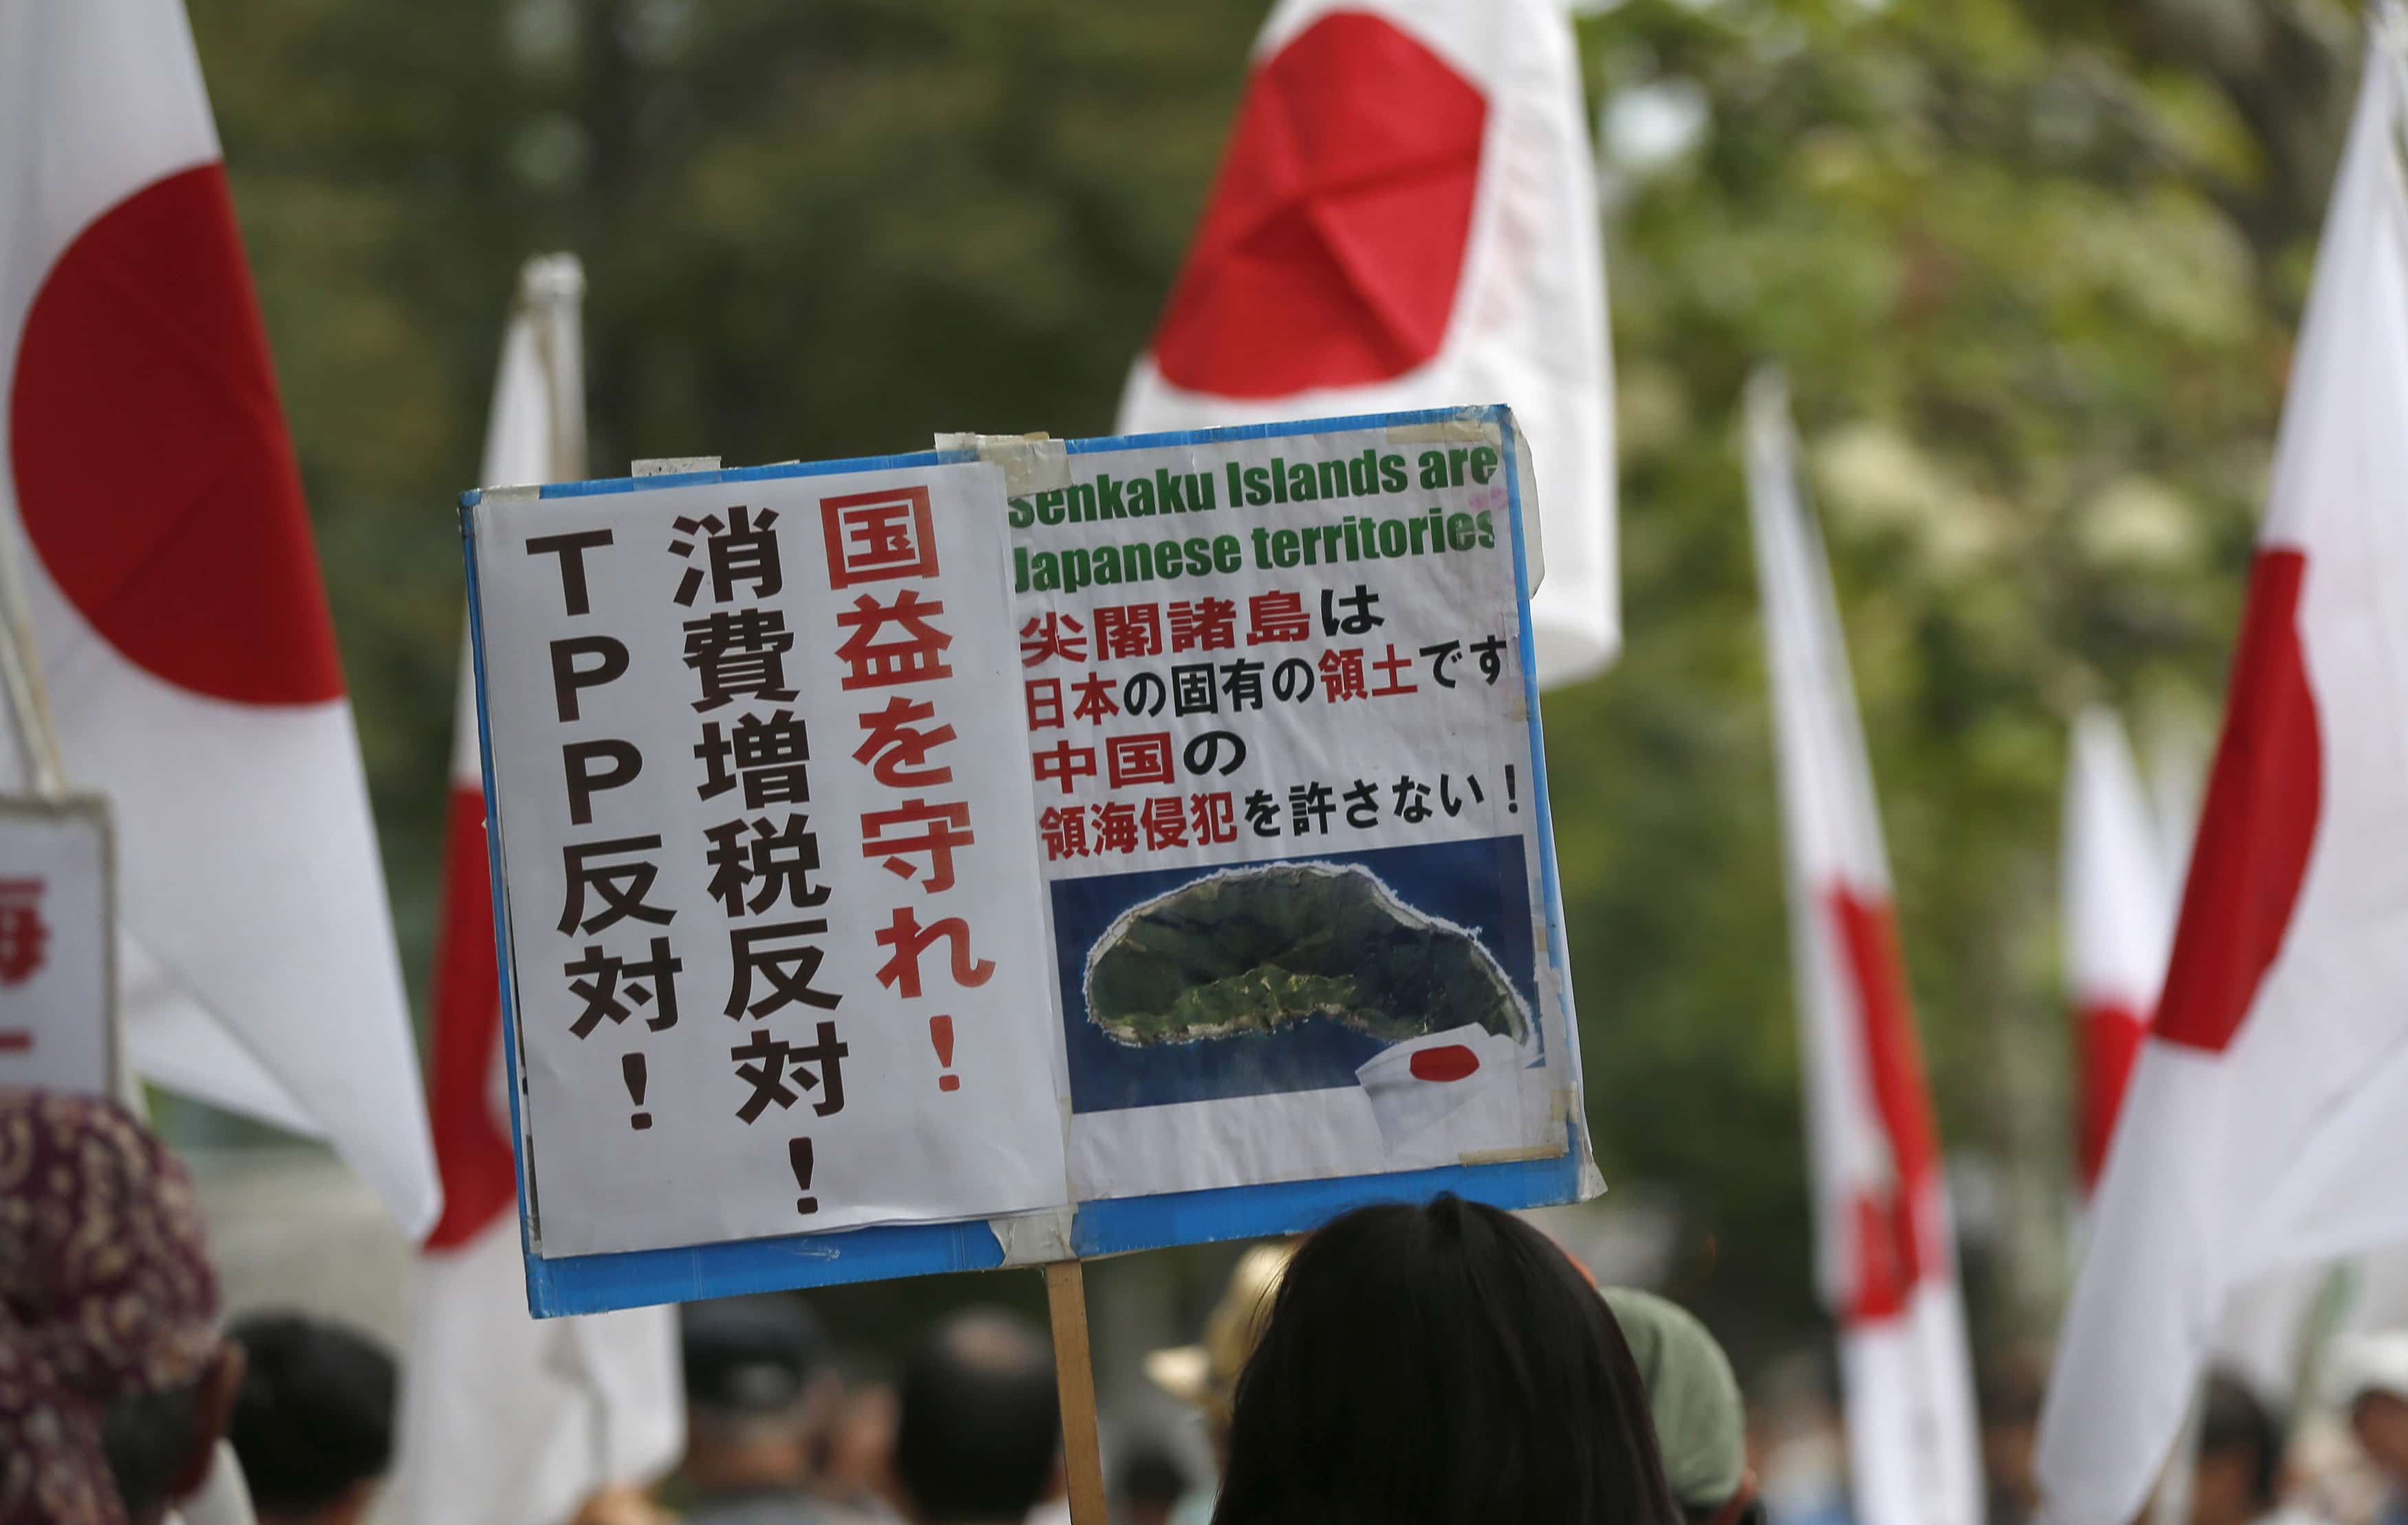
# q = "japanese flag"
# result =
<box><xmin>0</xmin><ymin>0</ymin><xmax>436</xmax><ymax>1228</ymax></box>
<box><xmin>390</xmin><ymin>256</ymin><xmax>682</xmax><ymax>1525</ymax></box>
<box><xmin>2036</xmin><ymin>28</ymin><xmax>2408</xmax><ymax>1524</ymax></box>
<box><xmin>2061</xmin><ymin>709</ymin><xmax>2173</xmax><ymax>1198</ymax></box>
<box><xmin>1744</xmin><ymin>372</ymin><xmax>1984</xmax><ymax>1525</ymax></box>
<box><xmin>1115</xmin><ymin>0</ymin><xmax>1617</xmax><ymax>686</ymax></box>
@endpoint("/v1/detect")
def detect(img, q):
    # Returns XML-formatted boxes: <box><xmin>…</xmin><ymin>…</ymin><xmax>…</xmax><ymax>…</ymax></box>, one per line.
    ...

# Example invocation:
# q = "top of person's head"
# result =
<box><xmin>2198</xmin><ymin>1369</ymin><xmax>2281</xmax><ymax>1510</ymax></box>
<box><xmin>1211</xmin><ymin>1195</ymin><xmax>1681</xmax><ymax>1525</ymax></box>
<box><xmin>225</xmin><ymin>1312</ymin><xmax>397</xmax><ymax>1522</ymax></box>
<box><xmin>1115</xmin><ymin>1442</ymin><xmax>1192</xmax><ymax>1508</ymax></box>
<box><xmin>1602</xmin><ymin>1287</ymin><xmax>1750</xmax><ymax>1520</ymax></box>
<box><xmin>681</xmin><ymin>1294</ymin><xmax>828</xmax><ymax>1427</ymax></box>
<box><xmin>892</xmin><ymin>1308</ymin><xmax>1060</xmax><ymax>1524</ymax></box>
<box><xmin>0</xmin><ymin>1089</ymin><xmax>235</xmax><ymax>1525</ymax></box>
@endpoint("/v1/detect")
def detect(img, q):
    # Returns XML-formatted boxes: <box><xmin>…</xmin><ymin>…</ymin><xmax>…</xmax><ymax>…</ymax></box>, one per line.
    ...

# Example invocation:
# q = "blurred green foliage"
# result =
<box><xmin>189</xmin><ymin>0</ymin><xmax>2360</xmax><ymax>1367</ymax></box>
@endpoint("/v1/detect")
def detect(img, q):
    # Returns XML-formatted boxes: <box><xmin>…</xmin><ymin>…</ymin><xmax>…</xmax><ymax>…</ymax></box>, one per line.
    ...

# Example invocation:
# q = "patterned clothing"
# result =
<box><xmin>0</xmin><ymin>1091</ymin><xmax>219</xmax><ymax>1525</ymax></box>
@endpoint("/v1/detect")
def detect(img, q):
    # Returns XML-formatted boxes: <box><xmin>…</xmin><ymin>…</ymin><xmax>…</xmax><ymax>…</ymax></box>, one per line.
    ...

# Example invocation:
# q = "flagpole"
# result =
<box><xmin>0</xmin><ymin>522</ymin><xmax>64</xmax><ymax>797</ymax></box>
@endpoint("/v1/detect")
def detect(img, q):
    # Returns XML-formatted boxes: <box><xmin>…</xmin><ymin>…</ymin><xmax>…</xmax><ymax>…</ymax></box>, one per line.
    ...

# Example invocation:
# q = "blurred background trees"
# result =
<box><xmin>189</xmin><ymin>0</ymin><xmax>2363</xmax><ymax>1372</ymax></box>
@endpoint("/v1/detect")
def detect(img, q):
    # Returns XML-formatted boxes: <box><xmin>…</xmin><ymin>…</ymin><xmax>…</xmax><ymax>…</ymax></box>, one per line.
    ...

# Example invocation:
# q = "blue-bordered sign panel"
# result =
<box><xmin>462</xmin><ymin>407</ymin><xmax>1595</xmax><ymax>1317</ymax></box>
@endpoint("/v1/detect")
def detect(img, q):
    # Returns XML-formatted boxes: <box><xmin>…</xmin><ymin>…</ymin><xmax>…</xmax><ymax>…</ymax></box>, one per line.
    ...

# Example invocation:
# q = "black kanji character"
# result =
<box><xmin>1170</xmin><ymin>663</ymin><xmax>1218</xmax><ymax>716</ymax></box>
<box><xmin>557</xmin><ymin>836</ymin><xmax>674</xmax><ymax>935</ymax></box>
<box><xmin>729</xmin><ymin>1021</ymin><xmax>849</xmax><ymax>1123</ymax></box>
<box><xmin>704</xmin><ymin>815</ymin><xmax>829</xmax><ymax>917</ymax></box>
<box><xmin>682</xmin><ymin>608</ymin><xmax>798</xmax><ymax>712</ymax></box>
<box><xmin>1220</xmin><ymin>658</ymin><xmax>1265</xmax><ymax>712</ymax></box>
<box><xmin>563</xmin><ymin>937</ymin><xmax>681</xmax><ymax>1038</ymax></box>
<box><xmin>1289</xmin><ymin>781</ymin><xmax>1335</xmax><ymax>836</ymax></box>
<box><xmin>669</xmin><ymin>506</ymin><xmax>782</xmax><ymax>606</ymax></box>
<box><xmin>725</xmin><ymin>921</ymin><xmax>841</xmax><ymax>1018</ymax></box>
<box><xmin>696</xmin><ymin>710</ymin><xmax>810</xmax><ymax>807</ymax></box>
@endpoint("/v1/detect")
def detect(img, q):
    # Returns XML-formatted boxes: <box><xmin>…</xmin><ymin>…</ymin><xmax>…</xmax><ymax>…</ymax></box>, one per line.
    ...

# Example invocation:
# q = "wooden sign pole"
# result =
<box><xmin>1044</xmin><ymin>1259</ymin><xmax>1110</xmax><ymax>1525</ymax></box>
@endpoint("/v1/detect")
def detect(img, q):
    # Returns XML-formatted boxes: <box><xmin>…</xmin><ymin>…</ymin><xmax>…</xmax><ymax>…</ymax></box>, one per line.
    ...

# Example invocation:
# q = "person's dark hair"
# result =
<box><xmin>894</xmin><ymin>1309</ymin><xmax>1060</xmax><ymax>1522</ymax></box>
<box><xmin>1117</xmin><ymin>1442</ymin><xmax>1191</xmax><ymax>1508</ymax></box>
<box><xmin>226</xmin><ymin>1314</ymin><xmax>398</xmax><ymax>1517</ymax></box>
<box><xmin>2200</xmin><ymin>1369</ymin><xmax>2282</xmax><ymax>1509</ymax></box>
<box><xmin>1212</xmin><ymin>1195</ymin><xmax>1681</xmax><ymax>1525</ymax></box>
<box><xmin>100</xmin><ymin>1378</ymin><xmax>208</xmax><ymax>1521</ymax></box>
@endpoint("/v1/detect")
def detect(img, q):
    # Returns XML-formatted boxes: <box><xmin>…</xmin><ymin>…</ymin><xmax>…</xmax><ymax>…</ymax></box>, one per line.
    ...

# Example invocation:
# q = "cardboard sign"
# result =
<box><xmin>469</xmin><ymin>461</ymin><xmax>1064</xmax><ymax>1258</ymax></box>
<box><xmin>961</xmin><ymin>413</ymin><xmax>1578</xmax><ymax>1203</ymax></box>
<box><xmin>0</xmin><ymin>796</ymin><xmax>114</xmax><ymax>1097</ymax></box>
<box><xmin>463</xmin><ymin>409</ymin><xmax>1594</xmax><ymax>1314</ymax></box>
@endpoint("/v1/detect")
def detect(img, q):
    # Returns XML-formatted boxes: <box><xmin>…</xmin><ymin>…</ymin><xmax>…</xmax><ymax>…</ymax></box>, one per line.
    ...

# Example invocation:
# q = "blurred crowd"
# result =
<box><xmin>10</xmin><ymin>1089</ymin><xmax>2408</xmax><ymax>1525</ymax></box>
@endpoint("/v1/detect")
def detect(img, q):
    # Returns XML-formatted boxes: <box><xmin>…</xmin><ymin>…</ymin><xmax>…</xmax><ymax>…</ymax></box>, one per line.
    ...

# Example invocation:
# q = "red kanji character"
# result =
<box><xmin>1168</xmin><ymin>597</ymin><xmax>1237</xmax><ymax>653</ymax></box>
<box><xmin>1020</xmin><ymin>612</ymin><xmax>1088</xmax><ymax>667</ymax></box>
<box><xmin>1318</xmin><ymin>647</ymin><xmax>1368</xmax><ymax>701</ymax></box>
<box><xmin>874</xmin><ymin>906</ymin><xmax>995</xmax><ymax>998</ymax></box>
<box><xmin>1025</xmin><ymin>679</ymin><xmax>1064</xmax><ymax>732</ymax></box>
<box><xmin>0</xmin><ymin>880</ymin><xmax>50</xmax><ymax>986</ymax></box>
<box><xmin>1091</xmin><ymin>800</ymin><xmax>1139</xmax><ymax>855</ymax></box>
<box><xmin>1094</xmin><ymin>603</ymin><xmax>1163</xmax><ymax>660</ymax></box>
<box><xmin>1370</xmin><ymin>643</ymin><xmax>1418</xmax><ymax>696</ymax></box>
<box><xmin>1191</xmin><ymin>793</ymin><xmax>1238</xmax><ymax>845</ymax></box>
<box><xmin>1031</xmin><ymin>740</ymin><xmax>1099</xmax><ymax>795</ymax></box>
<box><xmin>821</xmin><ymin>486</ymin><xmax>938</xmax><ymax>587</ymax></box>
<box><xmin>1246</xmin><ymin>590</ymin><xmax>1311</xmax><ymax>644</ymax></box>
<box><xmin>835</xmin><ymin>589</ymin><xmax>954</xmax><ymax>690</ymax></box>
<box><xmin>860</xmin><ymin>798</ymin><xmax>976</xmax><ymax>892</ymax></box>
<box><xmin>1070</xmin><ymin>672</ymin><xmax>1119</xmax><ymax>724</ymax></box>
<box><xmin>853</xmin><ymin>696</ymin><xmax>956</xmax><ymax>787</ymax></box>
<box><xmin>1038</xmin><ymin>806</ymin><xmax>1088</xmax><ymax>860</ymax></box>
<box><xmin>1106</xmin><ymin>732</ymin><xmax>1175</xmax><ymax>789</ymax></box>
<box><xmin>1139</xmin><ymin>796</ymin><xmax>1189</xmax><ymax>851</ymax></box>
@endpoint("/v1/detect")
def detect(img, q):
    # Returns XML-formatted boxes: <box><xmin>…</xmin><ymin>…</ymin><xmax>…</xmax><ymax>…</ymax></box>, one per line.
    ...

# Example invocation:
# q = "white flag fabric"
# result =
<box><xmin>2036</xmin><ymin>28</ymin><xmax>2408</xmax><ymax>1524</ymax></box>
<box><xmin>0</xmin><ymin>0</ymin><xmax>437</xmax><ymax>1230</ymax></box>
<box><xmin>1744</xmin><ymin>372</ymin><xmax>1984</xmax><ymax>1525</ymax></box>
<box><xmin>2062</xmin><ymin>708</ymin><xmax>2173</xmax><ymax>1197</ymax></box>
<box><xmin>1115</xmin><ymin>0</ymin><xmax>1619</xmax><ymax>686</ymax></box>
<box><xmin>390</xmin><ymin>256</ymin><xmax>682</xmax><ymax>1525</ymax></box>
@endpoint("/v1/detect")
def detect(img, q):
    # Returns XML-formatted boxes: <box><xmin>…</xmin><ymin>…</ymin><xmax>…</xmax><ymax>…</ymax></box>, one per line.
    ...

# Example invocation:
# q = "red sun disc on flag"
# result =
<box><xmin>1149</xmin><ymin>12</ymin><xmax>1487</xmax><ymax>399</ymax></box>
<box><xmin>9</xmin><ymin>163</ymin><xmax>344</xmax><ymax>707</ymax></box>
<box><xmin>2154</xmin><ymin>548</ymin><xmax>2320</xmax><ymax>1054</ymax></box>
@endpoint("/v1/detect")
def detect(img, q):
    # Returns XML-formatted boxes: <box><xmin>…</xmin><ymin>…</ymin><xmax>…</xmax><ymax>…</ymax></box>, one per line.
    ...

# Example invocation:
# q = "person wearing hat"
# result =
<box><xmin>1143</xmin><ymin>1243</ymin><xmax>1293</xmax><ymax>1525</ymax></box>
<box><xmin>2336</xmin><ymin>1330</ymin><xmax>2408</xmax><ymax>1525</ymax></box>
<box><xmin>673</xmin><ymin>1295</ymin><xmax>850</xmax><ymax>1525</ymax></box>
<box><xmin>1602</xmin><ymin>1287</ymin><xmax>1763</xmax><ymax>1525</ymax></box>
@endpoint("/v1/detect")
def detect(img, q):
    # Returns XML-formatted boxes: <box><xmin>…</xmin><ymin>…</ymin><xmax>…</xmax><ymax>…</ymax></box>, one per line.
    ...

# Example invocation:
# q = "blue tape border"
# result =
<box><xmin>460</xmin><ymin>407</ymin><xmax>1586</xmax><ymax>1318</ymax></box>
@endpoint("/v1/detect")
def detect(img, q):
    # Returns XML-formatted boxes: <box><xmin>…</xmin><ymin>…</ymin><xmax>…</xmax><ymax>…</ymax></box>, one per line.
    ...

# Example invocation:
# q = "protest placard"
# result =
<box><xmin>952</xmin><ymin>407</ymin><xmax>1582</xmax><ymax>1204</ymax></box>
<box><xmin>0</xmin><ymin>796</ymin><xmax>114</xmax><ymax>1096</ymax></box>
<box><xmin>462</xmin><ymin>407</ymin><xmax>1593</xmax><ymax>1313</ymax></box>
<box><xmin>467</xmin><ymin>458</ymin><xmax>1067</xmax><ymax>1259</ymax></box>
